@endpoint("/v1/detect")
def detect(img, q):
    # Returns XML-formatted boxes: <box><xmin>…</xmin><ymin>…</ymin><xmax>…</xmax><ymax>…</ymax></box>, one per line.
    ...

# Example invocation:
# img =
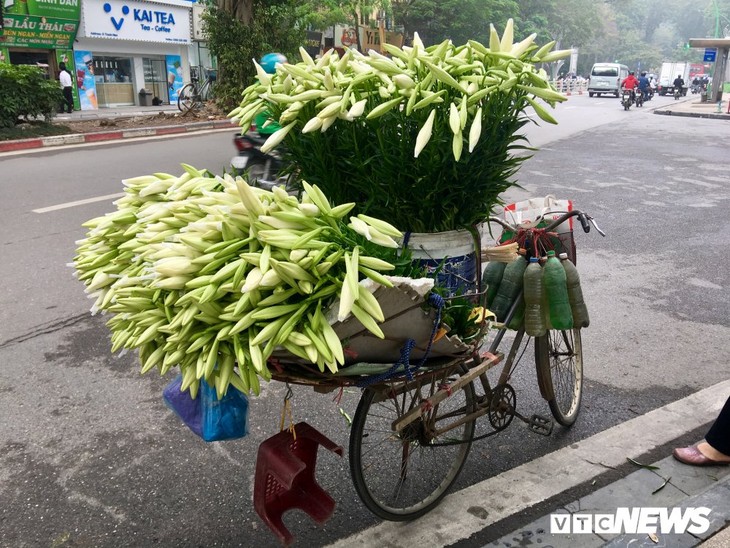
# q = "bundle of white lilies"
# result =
<box><xmin>73</xmin><ymin>165</ymin><xmax>404</xmax><ymax>398</ymax></box>
<box><xmin>229</xmin><ymin>20</ymin><xmax>571</xmax><ymax>232</ymax></box>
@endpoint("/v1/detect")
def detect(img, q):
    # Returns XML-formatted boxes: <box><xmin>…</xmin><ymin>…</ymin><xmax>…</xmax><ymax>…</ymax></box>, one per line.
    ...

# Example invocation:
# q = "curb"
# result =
<box><xmin>0</xmin><ymin>119</ymin><xmax>237</xmax><ymax>153</ymax></box>
<box><xmin>654</xmin><ymin>109</ymin><xmax>730</xmax><ymax>120</ymax></box>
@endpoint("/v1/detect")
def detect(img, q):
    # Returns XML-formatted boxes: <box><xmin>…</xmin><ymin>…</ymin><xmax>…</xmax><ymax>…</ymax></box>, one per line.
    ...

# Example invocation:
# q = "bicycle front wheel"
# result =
<box><xmin>177</xmin><ymin>83</ymin><xmax>196</xmax><ymax>113</ymax></box>
<box><xmin>535</xmin><ymin>328</ymin><xmax>583</xmax><ymax>426</ymax></box>
<box><xmin>349</xmin><ymin>364</ymin><xmax>476</xmax><ymax>521</ymax></box>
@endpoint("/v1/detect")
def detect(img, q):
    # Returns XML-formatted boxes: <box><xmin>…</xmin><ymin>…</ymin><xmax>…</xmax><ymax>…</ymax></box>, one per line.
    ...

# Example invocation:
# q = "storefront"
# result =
<box><xmin>1</xmin><ymin>0</ymin><xmax>81</xmax><ymax>107</ymax></box>
<box><xmin>74</xmin><ymin>0</ymin><xmax>192</xmax><ymax>109</ymax></box>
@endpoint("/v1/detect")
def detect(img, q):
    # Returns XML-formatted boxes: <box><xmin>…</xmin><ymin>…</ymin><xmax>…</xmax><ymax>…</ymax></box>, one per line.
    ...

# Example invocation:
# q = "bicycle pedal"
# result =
<box><xmin>528</xmin><ymin>414</ymin><xmax>553</xmax><ymax>436</ymax></box>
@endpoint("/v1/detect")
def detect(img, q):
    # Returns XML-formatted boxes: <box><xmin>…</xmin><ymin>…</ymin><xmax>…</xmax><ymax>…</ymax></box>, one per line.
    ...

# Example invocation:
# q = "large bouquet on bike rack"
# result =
<box><xmin>230</xmin><ymin>20</ymin><xmax>570</xmax><ymax>232</ymax></box>
<box><xmin>73</xmin><ymin>166</ymin><xmax>475</xmax><ymax>398</ymax></box>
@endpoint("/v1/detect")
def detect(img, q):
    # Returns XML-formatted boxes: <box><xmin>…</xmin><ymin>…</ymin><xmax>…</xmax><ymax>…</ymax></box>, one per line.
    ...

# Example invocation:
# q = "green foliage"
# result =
<box><xmin>0</xmin><ymin>64</ymin><xmax>61</xmax><ymax>128</ymax></box>
<box><xmin>393</xmin><ymin>0</ymin><xmax>519</xmax><ymax>46</ymax></box>
<box><xmin>202</xmin><ymin>1</ymin><xmax>306</xmax><ymax>113</ymax></box>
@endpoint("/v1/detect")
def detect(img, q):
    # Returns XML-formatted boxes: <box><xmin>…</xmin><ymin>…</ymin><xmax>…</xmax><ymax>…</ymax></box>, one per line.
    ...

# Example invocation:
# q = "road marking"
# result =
<box><xmin>328</xmin><ymin>379</ymin><xmax>730</xmax><ymax>548</ymax></box>
<box><xmin>33</xmin><ymin>193</ymin><xmax>125</xmax><ymax>213</ymax></box>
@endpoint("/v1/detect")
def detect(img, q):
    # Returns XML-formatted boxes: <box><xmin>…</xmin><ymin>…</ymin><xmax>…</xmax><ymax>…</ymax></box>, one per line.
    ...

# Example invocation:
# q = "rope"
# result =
<box><xmin>356</xmin><ymin>292</ymin><xmax>445</xmax><ymax>388</ymax></box>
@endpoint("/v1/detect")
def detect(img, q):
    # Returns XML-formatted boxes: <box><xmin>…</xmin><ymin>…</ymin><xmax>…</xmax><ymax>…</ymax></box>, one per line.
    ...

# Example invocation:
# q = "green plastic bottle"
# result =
<box><xmin>523</xmin><ymin>257</ymin><xmax>546</xmax><ymax>337</ymax></box>
<box><xmin>543</xmin><ymin>250</ymin><xmax>573</xmax><ymax>330</ymax></box>
<box><xmin>559</xmin><ymin>252</ymin><xmax>590</xmax><ymax>328</ymax></box>
<box><xmin>540</xmin><ymin>256</ymin><xmax>553</xmax><ymax>331</ymax></box>
<box><xmin>490</xmin><ymin>254</ymin><xmax>527</xmax><ymax>322</ymax></box>
<box><xmin>483</xmin><ymin>261</ymin><xmax>506</xmax><ymax>308</ymax></box>
<box><xmin>507</xmin><ymin>298</ymin><xmax>525</xmax><ymax>331</ymax></box>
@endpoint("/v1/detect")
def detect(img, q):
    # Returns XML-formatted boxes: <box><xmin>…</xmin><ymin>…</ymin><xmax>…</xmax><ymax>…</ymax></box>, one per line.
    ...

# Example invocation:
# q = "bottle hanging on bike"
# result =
<box><xmin>540</xmin><ymin>255</ymin><xmax>553</xmax><ymax>331</ymax></box>
<box><xmin>490</xmin><ymin>251</ymin><xmax>527</xmax><ymax>322</ymax></box>
<box><xmin>523</xmin><ymin>257</ymin><xmax>546</xmax><ymax>337</ymax></box>
<box><xmin>483</xmin><ymin>261</ymin><xmax>506</xmax><ymax>308</ymax></box>
<box><xmin>559</xmin><ymin>252</ymin><xmax>590</xmax><ymax>328</ymax></box>
<box><xmin>543</xmin><ymin>250</ymin><xmax>573</xmax><ymax>330</ymax></box>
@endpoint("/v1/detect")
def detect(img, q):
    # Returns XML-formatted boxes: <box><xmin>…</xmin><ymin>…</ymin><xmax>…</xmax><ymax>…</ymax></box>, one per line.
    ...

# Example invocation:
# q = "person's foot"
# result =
<box><xmin>673</xmin><ymin>442</ymin><xmax>730</xmax><ymax>466</ymax></box>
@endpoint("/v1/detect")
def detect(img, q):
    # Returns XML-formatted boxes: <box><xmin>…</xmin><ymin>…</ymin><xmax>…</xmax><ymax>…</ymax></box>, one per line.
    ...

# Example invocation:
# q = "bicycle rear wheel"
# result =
<box><xmin>178</xmin><ymin>83</ymin><xmax>196</xmax><ymax>113</ymax></box>
<box><xmin>535</xmin><ymin>329</ymin><xmax>583</xmax><ymax>426</ymax></box>
<box><xmin>349</xmin><ymin>364</ymin><xmax>476</xmax><ymax>521</ymax></box>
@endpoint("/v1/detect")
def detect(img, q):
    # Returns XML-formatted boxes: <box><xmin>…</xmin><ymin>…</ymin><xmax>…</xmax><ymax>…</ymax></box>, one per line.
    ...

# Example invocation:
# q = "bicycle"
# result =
<box><xmin>343</xmin><ymin>208</ymin><xmax>605</xmax><ymax>521</ymax></box>
<box><xmin>178</xmin><ymin>67</ymin><xmax>216</xmax><ymax>114</ymax></box>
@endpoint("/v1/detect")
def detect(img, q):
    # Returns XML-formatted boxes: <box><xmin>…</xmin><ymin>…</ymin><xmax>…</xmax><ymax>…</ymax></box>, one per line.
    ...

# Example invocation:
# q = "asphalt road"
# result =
<box><xmin>1</xmin><ymin>94</ymin><xmax>728</xmax><ymax>547</ymax></box>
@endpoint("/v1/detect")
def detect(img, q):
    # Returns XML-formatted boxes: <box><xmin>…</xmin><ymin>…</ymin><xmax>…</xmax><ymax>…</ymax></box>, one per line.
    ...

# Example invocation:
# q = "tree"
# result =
<box><xmin>391</xmin><ymin>0</ymin><xmax>519</xmax><ymax>46</ymax></box>
<box><xmin>203</xmin><ymin>0</ymin><xmax>308</xmax><ymax>112</ymax></box>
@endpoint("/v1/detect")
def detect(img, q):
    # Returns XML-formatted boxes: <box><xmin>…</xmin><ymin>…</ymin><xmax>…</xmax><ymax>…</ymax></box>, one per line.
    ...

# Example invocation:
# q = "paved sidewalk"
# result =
<box><xmin>491</xmin><ymin>454</ymin><xmax>730</xmax><ymax>547</ymax></box>
<box><xmin>653</xmin><ymin>95</ymin><xmax>730</xmax><ymax>120</ymax></box>
<box><xmin>0</xmin><ymin>104</ymin><xmax>237</xmax><ymax>153</ymax></box>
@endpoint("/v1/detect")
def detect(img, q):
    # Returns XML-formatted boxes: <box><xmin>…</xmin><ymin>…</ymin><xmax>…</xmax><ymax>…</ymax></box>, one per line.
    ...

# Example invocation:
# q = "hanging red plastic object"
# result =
<box><xmin>253</xmin><ymin>422</ymin><xmax>344</xmax><ymax>545</ymax></box>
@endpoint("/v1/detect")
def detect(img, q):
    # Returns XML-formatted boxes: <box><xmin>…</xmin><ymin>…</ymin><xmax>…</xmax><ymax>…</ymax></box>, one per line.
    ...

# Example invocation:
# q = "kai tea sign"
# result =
<box><xmin>81</xmin><ymin>0</ymin><xmax>191</xmax><ymax>44</ymax></box>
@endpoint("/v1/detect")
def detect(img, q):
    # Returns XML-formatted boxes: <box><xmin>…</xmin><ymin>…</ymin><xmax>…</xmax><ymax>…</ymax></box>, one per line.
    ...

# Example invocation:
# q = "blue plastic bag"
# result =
<box><xmin>163</xmin><ymin>375</ymin><xmax>203</xmax><ymax>437</ymax></box>
<box><xmin>200</xmin><ymin>378</ymin><xmax>249</xmax><ymax>442</ymax></box>
<box><xmin>163</xmin><ymin>376</ymin><xmax>249</xmax><ymax>442</ymax></box>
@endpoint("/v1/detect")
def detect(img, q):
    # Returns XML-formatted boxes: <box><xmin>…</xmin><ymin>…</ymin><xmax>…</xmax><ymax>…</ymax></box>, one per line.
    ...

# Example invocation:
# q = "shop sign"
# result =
<box><xmin>334</xmin><ymin>25</ymin><xmax>358</xmax><ymax>49</ymax></box>
<box><xmin>82</xmin><ymin>0</ymin><xmax>191</xmax><ymax>44</ymax></box>
<box><xmin>4</xmin><ymin>0</ymin><xmax>81</xmax><ymax>22</ymax></box>
<box><xmin>305</xmin><ymin>30</ymin><xmax>322</xmax><ymax>57</ymax></box>
<box><xmin>0</xmin><ymin>14</ymin><xmax>79</xmax><ymax>48</ymax></box>
<box><xmin>360</xmin><ymin>27</ymin><xmax>403</xmax><ymax>51</ymax></box>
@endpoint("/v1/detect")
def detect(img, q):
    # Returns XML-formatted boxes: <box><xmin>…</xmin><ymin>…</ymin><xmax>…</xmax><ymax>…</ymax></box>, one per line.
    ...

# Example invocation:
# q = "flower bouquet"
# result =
<box><xmin>231</xmin><ymin>20</ymin><xmax>569</xmax><ymax>233</ymax></box>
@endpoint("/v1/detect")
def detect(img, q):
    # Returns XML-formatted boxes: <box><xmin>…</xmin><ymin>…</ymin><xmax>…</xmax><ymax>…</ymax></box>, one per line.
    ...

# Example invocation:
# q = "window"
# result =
<box><xmin>591</xmin><ymin>67</ymin><xmax>618</xmax><ymax>77</ymax></box>
<box><xmin>92</xmin><ymin>56</ymin><xmax>132</xmax><ymax>83</ymax></box>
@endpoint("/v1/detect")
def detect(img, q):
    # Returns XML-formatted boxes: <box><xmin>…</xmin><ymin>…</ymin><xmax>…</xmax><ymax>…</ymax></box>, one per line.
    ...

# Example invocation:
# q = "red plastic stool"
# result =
<box><xmin>253</xmin><ymin>422</ymin><xmax>344</xmax><ymax>545</ymax></box>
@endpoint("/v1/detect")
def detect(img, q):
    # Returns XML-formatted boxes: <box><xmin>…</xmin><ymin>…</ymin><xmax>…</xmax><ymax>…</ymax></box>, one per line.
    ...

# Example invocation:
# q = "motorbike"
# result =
<box><xmin>673</xmin><ymin>87</ymin><xmax>681</xmax><ymax>100</ymax></box>
<box><xmin>635</xmin><ymin>90</ymin><xmax>644</xmax><ymax>108</ymax></box>
<box><xmin>231</xmin><ymin>131</ymin><xmax>290</xmax><ymax>190</ymax></box>
<box><xmin>621</xmin><ymin>88</ymin><xmax>634</xmax><ymax>110</ymax></box>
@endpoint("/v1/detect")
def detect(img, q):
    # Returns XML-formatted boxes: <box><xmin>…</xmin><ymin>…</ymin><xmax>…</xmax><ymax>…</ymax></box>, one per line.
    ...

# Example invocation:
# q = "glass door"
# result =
<box><xmin>142</xmin><ymin>58</ymin><xmax>170</xmax><ymax>104</ymax></box>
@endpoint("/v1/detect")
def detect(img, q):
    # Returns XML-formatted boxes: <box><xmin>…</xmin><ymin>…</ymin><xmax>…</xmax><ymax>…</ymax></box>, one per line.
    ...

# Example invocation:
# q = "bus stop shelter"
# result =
<box><xmin>688</xmin><ymin>38</ymin><xmax>730</xmax><ymax>102</ymax></box>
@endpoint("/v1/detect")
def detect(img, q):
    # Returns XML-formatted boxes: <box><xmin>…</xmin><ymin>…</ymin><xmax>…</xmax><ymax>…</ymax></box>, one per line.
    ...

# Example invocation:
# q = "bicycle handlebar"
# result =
<box><xmin>487</xmin><ymin>209</ymin><xmax>606</xmax><ymax>237</ymax></box>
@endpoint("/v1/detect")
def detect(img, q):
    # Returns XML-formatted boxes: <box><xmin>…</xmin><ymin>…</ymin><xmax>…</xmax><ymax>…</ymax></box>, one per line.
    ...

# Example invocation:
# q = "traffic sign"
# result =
<box><xmin>704</xmin><ymin>48</ymin><xmax>717</xmax><ymax>62</ymax></box>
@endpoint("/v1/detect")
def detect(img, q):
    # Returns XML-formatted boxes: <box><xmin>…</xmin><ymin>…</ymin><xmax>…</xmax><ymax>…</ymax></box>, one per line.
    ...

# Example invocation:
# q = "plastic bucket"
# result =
<box><xmin>403</xmin><ymin>229</ymin><xmax>478</xmax><ymax>296</ymax></box>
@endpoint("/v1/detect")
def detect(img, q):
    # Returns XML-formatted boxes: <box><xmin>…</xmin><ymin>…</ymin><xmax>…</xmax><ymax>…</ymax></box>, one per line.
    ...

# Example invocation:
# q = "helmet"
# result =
<box><xmin>629</xmin><ymin>71</ymin><xmax>635</xmax><ymax>75</ymax></box>
<box><xmin>641</xmin><ymin>71</ymin><xmax>646</xmax><ymax>76</ymax></box>
<box><xmin>259</xmin><ymin>53</ymin><xmax>287</xmax><ymax>74</ymax></box>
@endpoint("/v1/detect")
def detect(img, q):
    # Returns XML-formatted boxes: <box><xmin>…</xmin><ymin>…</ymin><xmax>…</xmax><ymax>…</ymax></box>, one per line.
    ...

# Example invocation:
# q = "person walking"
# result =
<box><xmin>58</xmin><ymin>62</ymin><xmax>74</xmax><ymax>114</ymax></box>
<box><xmin>673</xmin><ymin>396</ymin><xmax>730</xmax><ymax>466</ymax></box>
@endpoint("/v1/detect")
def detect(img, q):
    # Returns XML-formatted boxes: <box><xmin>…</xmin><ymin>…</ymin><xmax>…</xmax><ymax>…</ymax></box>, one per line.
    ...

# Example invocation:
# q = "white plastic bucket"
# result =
<box><xmin>402</xmin><ymin>229</ymin><xmax>478</xmax><ymax>295</ymax></box>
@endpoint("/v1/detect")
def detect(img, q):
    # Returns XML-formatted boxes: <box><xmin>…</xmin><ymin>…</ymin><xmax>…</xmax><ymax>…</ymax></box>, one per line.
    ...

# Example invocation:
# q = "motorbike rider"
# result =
<box><xmin>621</xmin><ymin>71</ymin><xmax>640</xmax><ymax>102</ymax></box>
<box><xmin>638</xmin><ymin>71</ymin><xmax>650</xmax><ymax>101</ymax></box>
<box><xmin>255</xmin><ymin>53</ymin><xmax>288</xmax><ymax>136</ymax></box>
<box><xmin>673</xmin><ymin>74</ymin><xmax>685</xmax><ymax>97</ymax></box>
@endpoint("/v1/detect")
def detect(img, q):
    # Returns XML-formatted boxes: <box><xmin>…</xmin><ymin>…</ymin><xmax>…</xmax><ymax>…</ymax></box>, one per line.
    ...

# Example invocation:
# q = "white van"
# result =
<box><xmin>588</xmin><ymin>63</ymin><xmax>629</xmax><ymax>97</ymax></box>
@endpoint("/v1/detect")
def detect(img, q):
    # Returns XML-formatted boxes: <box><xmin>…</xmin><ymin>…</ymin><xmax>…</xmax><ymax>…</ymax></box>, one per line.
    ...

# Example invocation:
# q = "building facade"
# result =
<box><xmin>1</xmin><ymin>0</ymin><xmax>209</xmax><ymax>110</ymax></box>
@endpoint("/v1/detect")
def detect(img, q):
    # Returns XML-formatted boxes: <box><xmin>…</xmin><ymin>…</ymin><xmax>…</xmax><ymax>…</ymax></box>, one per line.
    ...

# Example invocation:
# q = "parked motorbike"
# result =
<box><xmin>621</xmin><ymin>88</ymin><xmax>634</xmax><ymax>110</ymax></box>
<box><xmin>231</xmin><ymin>131</ymin><xmax>290</xmax><ymax>190</ymax></box>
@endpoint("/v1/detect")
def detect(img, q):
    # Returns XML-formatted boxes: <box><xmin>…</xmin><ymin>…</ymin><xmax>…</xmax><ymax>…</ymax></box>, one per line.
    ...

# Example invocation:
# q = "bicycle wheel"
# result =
<box><xmin>178</xmin><ymin>83</ymin><xmax>196</xmax><ymax>113</ymax></box>
<box><xmin>349</xmin><ymin>364</ymin><xmax>476</xmax><ymax>521</ymax></box>
<box><xmin>535</xmin><ymin>328</ymin><xmax>583</xmax><ymax>426</ymax></box>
